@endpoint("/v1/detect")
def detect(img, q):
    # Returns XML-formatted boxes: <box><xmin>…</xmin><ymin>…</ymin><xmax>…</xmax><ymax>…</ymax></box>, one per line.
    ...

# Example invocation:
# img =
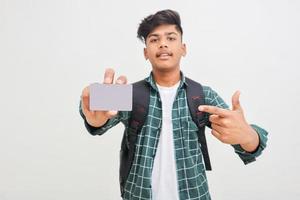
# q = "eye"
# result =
<box><xmin>168</xmin><ymin>37</ymin><xmax>176</xmax><ymax>41</ymax></box>
<box><xmin>150</xmin><ymin>38</ymin><xmax>158</xmax><ymax>43</ymax></box>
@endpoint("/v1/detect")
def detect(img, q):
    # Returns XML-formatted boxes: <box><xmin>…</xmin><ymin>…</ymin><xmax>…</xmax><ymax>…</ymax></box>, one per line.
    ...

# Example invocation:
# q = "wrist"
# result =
<box><xmin>240</xmin><ymin>126</ymin><xmax>259</xmax><ymax>152</ymax></box>
<box><xmin>87</xmin><ymin>118</ymin><xmax>108</xmax><ymax>128</ymax></box>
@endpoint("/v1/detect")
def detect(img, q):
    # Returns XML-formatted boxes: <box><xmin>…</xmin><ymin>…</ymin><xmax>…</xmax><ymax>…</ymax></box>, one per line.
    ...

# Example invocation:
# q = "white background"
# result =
<box><xmin>0</xmin><ymin>0</ymin><xmax>299</xmax><ymax>199</ymax></box>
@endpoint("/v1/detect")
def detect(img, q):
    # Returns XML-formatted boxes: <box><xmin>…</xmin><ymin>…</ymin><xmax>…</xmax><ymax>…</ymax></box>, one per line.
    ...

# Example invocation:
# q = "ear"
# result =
<box><xmin>181</xmin><ymin>43</ymin><xmax>187</xmax><ymax>57</ymax></box>
<box><xmin>144</xmin><ymin>48</ymin><xmax>148</xmax><ymax>60</ymax></box>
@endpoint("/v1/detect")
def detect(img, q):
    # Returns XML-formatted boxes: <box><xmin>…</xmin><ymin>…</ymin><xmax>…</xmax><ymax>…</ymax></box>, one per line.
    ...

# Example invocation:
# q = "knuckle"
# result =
<box><xmin>211</xmin><ymin>124</ymin><xmax>215</xmax><ymax>129</ymax></box>
<box><xmin>212</xmin><ymin>130</ymin><xmax>218</xmax><ymax>137</ymax></box>
<box><xmin>212</xmin><ymin>107</ymin><xmax>217</xmax><ymax>113</ymax></box>
<box><xmin>222</xmin><ymin>119</ymin><xmax>230</xmax><ymax>127</ymax></box>
<box><xmin>220</xmin><ymin>135</ymin><xmax>228</xmax><ymax>143</ymax></box>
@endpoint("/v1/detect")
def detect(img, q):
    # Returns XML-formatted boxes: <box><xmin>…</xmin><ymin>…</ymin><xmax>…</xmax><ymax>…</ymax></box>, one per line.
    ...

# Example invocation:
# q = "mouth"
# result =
<box><xmin>156</xmin><ymin>52</ymin><xmax>173</xmax><ymax>59</ymax></box>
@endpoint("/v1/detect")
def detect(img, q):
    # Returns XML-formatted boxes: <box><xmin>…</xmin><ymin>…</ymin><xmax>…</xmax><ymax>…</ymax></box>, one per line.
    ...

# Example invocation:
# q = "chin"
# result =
<box><xmin>153</xmin><ymin>64</ymin><xmax>178</xmax><ymax>72</ymax></box>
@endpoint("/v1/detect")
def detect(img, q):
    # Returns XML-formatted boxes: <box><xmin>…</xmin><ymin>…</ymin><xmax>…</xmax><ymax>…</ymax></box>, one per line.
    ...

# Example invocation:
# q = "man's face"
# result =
<box><xmin>144</xmin><ymin>24</ymin><xmax>186</xmax><ymax>72</ymax></box>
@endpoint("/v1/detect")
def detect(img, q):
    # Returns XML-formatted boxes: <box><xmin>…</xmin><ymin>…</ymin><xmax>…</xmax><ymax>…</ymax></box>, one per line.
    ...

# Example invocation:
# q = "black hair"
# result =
<box><xmin>137</xmin><ymin>9</ymin><xmax>183</xmax><ymax>43</ymax></box>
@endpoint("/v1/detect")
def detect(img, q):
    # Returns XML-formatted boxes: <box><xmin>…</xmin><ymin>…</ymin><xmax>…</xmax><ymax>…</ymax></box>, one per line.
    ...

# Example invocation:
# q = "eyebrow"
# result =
<box><xmin>147</xmin><ymin>32</ymin><xmax>178</xmax><ymax>38</ymax></box>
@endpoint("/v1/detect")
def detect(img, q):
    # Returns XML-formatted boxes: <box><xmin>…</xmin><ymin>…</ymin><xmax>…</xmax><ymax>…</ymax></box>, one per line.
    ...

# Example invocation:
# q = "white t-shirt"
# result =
<box><xmin>151</xmin><ymin>81</ymin><xmax>180</xmax><ymax>200</ymax></box>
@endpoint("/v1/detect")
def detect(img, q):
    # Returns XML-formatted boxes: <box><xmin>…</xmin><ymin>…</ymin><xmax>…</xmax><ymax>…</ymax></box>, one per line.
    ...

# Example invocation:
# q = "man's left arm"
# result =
<box><xmin>201</xmin><ymin>87</ymin><xmax>268</xmax><ymax>164</ymax></box>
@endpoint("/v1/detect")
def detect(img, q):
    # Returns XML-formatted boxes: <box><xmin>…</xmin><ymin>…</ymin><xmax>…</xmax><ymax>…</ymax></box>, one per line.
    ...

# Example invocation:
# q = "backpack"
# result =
<box><xmin>119</xmin><ymin>77</ymin><xmax>212</xmax><ymax>196</ymax></box>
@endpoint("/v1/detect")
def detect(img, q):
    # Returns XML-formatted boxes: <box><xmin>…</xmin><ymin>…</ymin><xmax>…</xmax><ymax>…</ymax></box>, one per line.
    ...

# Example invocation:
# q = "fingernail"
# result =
<box><xmin>116</xmin><ymin>79</ymin><xmax>122</xmax><ymax>84</ymax></box>
<box><xmin>199</xmin><ymin>106</ymin><xmax>204</xmax><ymax>111</ymax></box>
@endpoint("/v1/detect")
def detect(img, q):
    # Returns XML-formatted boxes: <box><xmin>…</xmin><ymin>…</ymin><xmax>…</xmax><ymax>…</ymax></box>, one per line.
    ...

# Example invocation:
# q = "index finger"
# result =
<box><xmin>198</xmin><ymin>105</ymin><xmax>230</xmax><ymax>117</ymax></box>
<box><xmin>103</xmin><ymin>68</ymin><xmax>115</xmax><ymax>84</ymax></box>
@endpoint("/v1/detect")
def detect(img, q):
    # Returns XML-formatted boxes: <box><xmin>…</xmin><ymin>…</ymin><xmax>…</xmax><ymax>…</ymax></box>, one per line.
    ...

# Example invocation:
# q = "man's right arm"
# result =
<box><xmin>79</xmin><ymin>68</ymin><xmax>129</xmax><ymax>136</ymax></box>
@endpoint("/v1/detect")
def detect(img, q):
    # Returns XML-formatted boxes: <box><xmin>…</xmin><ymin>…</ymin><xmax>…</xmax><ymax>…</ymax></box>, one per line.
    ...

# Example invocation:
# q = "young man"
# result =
<box><xmin>79</xmin><ymin>10</ymin><xmax>268</xmax><ymax>200</ymax></box>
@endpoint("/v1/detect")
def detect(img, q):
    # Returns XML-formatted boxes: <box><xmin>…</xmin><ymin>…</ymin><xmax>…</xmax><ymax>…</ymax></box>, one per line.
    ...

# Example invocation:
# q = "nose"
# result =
<box><xmin>159</xmin><ymin>39</ymin><xmax>168</xmax><ymax>49</ymax></box>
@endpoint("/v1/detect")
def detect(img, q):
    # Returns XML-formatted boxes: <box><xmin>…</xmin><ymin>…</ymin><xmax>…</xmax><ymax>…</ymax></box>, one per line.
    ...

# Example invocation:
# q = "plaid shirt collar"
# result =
<box><xmin>144</xmin><ymin>70</ymin><xmax>188</xmax><ymax>91</ymax></box>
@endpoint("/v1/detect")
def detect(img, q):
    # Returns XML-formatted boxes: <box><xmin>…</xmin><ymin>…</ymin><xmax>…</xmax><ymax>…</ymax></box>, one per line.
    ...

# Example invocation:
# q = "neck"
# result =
<box><xmin>152</xmin><ymin>67</ymin><xmax>181</xmax><ymax>87</ymax></box>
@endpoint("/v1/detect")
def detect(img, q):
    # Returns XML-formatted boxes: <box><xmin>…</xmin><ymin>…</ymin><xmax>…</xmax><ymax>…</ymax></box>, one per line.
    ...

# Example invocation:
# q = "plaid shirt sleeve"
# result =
<box><xmin>203</xmin><ymin>86</ymin><xmax>268</xmax><ymax>165</ymax></box>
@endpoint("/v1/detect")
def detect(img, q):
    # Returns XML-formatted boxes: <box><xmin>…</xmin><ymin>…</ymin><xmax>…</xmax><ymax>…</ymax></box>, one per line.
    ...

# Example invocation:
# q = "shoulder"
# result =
<box><xmin>202</xmin><ymin>85</ymin><xmax>217</xmax><ymax>102</ymax></box>
<box><xmin>202</xmin><ymin>85</ymin><xmax>215</xmax><ymax>97</ymax></box>
<box><xmin>202</xmin><ymin>85</ymin><xmax>229</xmax><ymax>108</ymax></box>
<box><xmin>184</xmin><ymin>77</ymin><xmax>216</xmax><ymax>100</ymax></box>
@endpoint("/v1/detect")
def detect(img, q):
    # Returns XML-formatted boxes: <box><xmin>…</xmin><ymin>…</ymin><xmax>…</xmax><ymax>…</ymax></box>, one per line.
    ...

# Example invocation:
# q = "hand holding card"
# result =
<box><xmin>80</xmin><ymin>68</ymin><xmax>128</xmax><ymax>127</ymax></box>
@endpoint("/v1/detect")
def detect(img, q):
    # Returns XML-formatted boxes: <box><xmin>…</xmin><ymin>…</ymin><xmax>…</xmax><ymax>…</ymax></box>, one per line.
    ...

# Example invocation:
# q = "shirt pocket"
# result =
<box><xmin>182</xmin><ymin>120</ymin><xmax>202</xmax><ymax>155</ymax></box>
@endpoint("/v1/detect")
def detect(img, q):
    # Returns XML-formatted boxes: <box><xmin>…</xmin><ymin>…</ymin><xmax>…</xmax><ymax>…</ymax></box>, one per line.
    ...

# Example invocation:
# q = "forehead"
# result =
<box><xmin>147</xmin><ymin>24</ymin><xmax>180</xmax><ymax>37</ymax></box>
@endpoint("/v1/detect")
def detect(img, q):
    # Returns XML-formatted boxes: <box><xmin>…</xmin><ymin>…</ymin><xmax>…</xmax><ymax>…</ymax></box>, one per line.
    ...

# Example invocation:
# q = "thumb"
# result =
<box><xmin>232</xmin><ymin>90</ymin><xmax>242</xmax><ymax>111</ymax></box>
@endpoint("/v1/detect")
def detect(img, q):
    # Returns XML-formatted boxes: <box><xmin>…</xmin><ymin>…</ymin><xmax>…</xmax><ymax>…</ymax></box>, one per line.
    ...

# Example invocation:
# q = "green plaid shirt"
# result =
<box><xmin>79</xmin><ymin>72</ymin><xmax>268</xmax><ymax>200</ymax></box>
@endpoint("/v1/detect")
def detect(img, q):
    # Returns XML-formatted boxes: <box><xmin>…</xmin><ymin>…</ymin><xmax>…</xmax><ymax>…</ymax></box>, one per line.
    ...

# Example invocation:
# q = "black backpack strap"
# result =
<box><xmin>185</xmin><ymin>77</ymin><xmax>212</xmax><ymax>171</ymax></box>
<box><xmin>119</xmin><ymin>80</ymin><xmax>150</xmax><ymax>197</ymax></box>
<box><xmin>128</xmin><ymin>80</ymin><xmax>150</xmax><ymax>142</ymax></box>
